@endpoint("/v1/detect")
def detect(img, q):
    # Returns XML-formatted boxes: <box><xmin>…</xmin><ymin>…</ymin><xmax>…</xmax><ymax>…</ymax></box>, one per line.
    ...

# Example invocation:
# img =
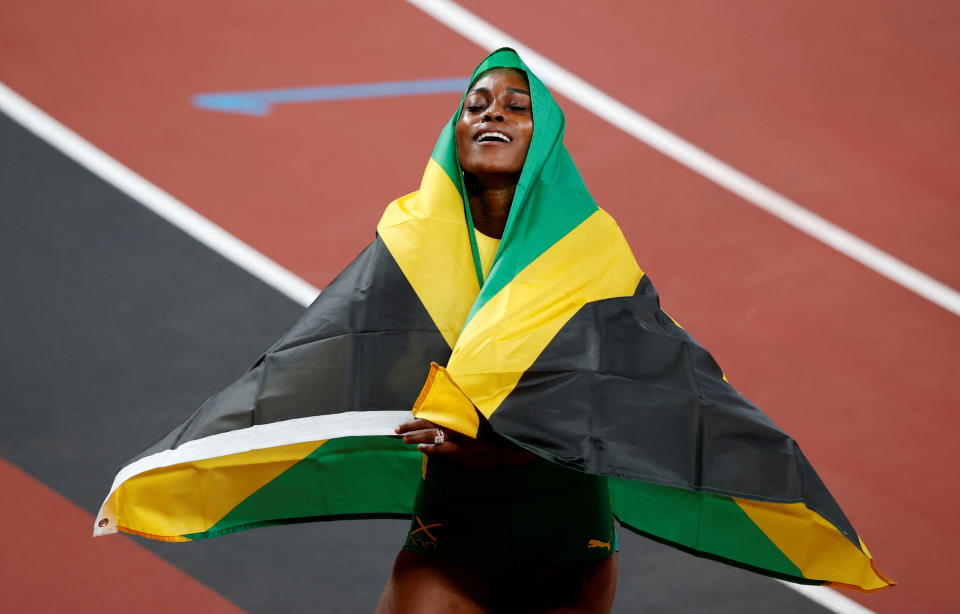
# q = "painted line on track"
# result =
<box><xmin>407</xmin><ymin>0</ymin><xmax>960</xmax><ymax>319</ymax></box>
<box><xmin>777</xmin><ymin>581</ymin><xmax>877</xmax><ymax>614</ymax></box>
<box><xmin>0</xmin><ymin>82</ymin><xmax>318</xmax><ymax>308</ymax></box>
<box><xmin>193</xmin><ymin>77</ymin><xmax>470</xmax><ymax>116</ymax></box>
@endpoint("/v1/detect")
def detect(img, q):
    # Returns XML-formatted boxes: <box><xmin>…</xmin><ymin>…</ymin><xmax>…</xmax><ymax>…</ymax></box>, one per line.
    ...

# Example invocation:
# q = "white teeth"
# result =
<box><xmin>475</xmin><ymin>131</ymin><xmax>511</xmax><ymax>143</ymax></box>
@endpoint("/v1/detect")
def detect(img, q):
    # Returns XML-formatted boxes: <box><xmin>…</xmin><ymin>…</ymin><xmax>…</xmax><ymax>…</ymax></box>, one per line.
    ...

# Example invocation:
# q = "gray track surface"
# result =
<box><xmin>0</xmin><ymin>111</ymin><xmax>830</xmax><ymax>613</ymax></box>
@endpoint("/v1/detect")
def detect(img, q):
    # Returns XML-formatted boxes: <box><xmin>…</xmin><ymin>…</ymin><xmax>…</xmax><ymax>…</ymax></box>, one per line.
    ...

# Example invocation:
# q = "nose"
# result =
<box><xmin>482</xmin><ymin>102</ymin><xmax>505</xmax><ymax>122</ymax></box>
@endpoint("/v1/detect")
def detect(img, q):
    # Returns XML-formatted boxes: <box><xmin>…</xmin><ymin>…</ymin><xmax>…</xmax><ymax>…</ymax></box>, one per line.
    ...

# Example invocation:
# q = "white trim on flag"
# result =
<box><xmin>94</xmin><ymin>410</ymin><xmax>412</xmax><ymax>536</ymax></box>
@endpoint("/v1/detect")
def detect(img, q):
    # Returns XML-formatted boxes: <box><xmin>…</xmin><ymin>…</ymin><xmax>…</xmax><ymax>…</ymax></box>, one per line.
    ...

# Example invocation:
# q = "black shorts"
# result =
<box><xmin>402</xmin><ymin>456</ymin><xmax>617</xmax><ymax>575</ymax></box>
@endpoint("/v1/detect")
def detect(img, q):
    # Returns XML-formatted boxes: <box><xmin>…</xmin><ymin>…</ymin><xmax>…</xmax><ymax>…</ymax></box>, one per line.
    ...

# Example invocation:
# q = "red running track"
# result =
<box><xmin>0</xmin><ymin>459</ymin><xmax>243</xmax><ymax>613</ymax></box>
<box><xmin>1</xmin><ymin>1</ymin><xmax>958</xmax><ymax>612</ymax></box>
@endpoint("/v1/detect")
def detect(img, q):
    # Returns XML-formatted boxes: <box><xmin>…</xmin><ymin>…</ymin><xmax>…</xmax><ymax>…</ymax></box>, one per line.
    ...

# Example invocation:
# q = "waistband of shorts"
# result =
<box><xmin>422</xmin><ymin>456</ymin><xmax>601</xmax><ymax>500</ymax></box>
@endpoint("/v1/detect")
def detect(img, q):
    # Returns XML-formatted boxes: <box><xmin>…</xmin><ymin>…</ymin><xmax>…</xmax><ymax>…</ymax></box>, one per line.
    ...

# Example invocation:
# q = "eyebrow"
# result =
<box><xmin>469</xmin><ymin>86</ymin><xmax>531</xmax><ymax>96</ymax></box>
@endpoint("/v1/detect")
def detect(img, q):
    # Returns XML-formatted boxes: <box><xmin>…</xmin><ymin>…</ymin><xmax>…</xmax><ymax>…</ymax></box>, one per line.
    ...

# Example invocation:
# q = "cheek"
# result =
<box><xmin>455</xmin><ymin>126</ymin><xmax>472</xmax><ymax>160</ymax></box>
<box><xmin>522</xmin><ymin>122</ymin><xmax>534</xmax><ymax>144</ymax></box>
<box><xmin>516</xmin><ymin>123</ymin><xmax>533</xmax><ymax>155</ymax></box>
<box><xmin>455</xmin><ymin>120</ymin><xmax>471</xmax><ymax>144</ymax></box>
<box><xmin>517</xmin><ymin>131</ymin><xmax>534</xmax><ymax>161</ymax></box>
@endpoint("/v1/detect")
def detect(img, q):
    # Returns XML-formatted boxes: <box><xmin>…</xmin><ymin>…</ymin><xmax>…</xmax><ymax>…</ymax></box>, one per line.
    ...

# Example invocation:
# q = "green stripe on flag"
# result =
<box><xmin>610</xmin><ymin>478</ymin><xmax>806</xmax><ymax>580</ymax></box>
<box><xmin>430</xmin><ymin>123</ymin><xmax>462</xmax><ymax>189</ymax></box>
<box><xmin>468</xmin><ymin>146</ymin><xmax>597</xmax><ymax>324</ymax></box>
<box><xmin>185</xmin><ymin>436</ymin><xmax>422</xmax><ymax>540</ymax></box>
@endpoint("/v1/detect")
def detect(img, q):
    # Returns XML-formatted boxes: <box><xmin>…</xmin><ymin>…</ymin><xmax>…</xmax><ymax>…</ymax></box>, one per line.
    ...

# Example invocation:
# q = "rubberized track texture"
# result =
<box><xmin>2</xmin><ymin>1</ymin><xmax>958</xmax><ymax>612</ymax></box>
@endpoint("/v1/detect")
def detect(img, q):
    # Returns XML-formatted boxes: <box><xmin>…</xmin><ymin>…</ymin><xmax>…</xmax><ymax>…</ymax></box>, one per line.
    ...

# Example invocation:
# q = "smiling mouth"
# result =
<box><xmin>474</xmin><ymin>131</ymin><xmax>512</xmax><ymax>143</ymax></box>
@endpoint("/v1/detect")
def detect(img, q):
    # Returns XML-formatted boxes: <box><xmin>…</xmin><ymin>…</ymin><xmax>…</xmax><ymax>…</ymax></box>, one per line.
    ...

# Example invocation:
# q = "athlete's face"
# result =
<box><xmin>455</xmin><ymin>69</ymin><xmax>533</xmax><ymax>181</ymax></box>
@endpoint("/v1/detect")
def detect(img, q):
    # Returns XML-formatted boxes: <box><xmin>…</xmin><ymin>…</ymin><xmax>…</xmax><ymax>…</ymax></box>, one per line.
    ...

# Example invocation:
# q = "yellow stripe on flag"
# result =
<box><xmin>378</xmin><ymin>158</ymin><xmax>479</xmax><ymax>349</ymax></box>
<box><xmin>455</xmin><ymin>209</ymin><xmax>641</xmax><ymax>418</ymax></box>
<box><xmin>734</xmin><ymin>497</ymin><xmax>895</xmax><ymax>591</ymax></box>
<box><xmin>413</xmin><ymin>362</ymin><xmax>481</xmax><ymax>436</ymax></box>
<box><xmin>414</xmin><ymin>209</ymin><xmax>642</xmax><ymax>434</ymax></box>
<box><xmin>108</xmin><ymin>441</ymin><xmax>324</xmax><ymax>539</ymax></box>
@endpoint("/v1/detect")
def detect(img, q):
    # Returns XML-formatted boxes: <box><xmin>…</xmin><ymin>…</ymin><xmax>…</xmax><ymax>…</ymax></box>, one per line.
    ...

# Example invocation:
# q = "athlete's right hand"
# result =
<box><xmin>394</xmin><ymin>418</ymin><xmax>493</xmax><ymax>460</ymax></box>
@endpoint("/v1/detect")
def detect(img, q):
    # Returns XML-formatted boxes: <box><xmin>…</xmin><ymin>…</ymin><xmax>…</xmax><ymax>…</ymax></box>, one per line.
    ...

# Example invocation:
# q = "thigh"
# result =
<box><xmin>376</xmin><ymin>550</ymin><xmax>494</xmax><ymax>614</ymax></box>
<box><xmin>507</xmin><ymin>554</ymin><xmax>619</xmax><ymax>614</ymax></box>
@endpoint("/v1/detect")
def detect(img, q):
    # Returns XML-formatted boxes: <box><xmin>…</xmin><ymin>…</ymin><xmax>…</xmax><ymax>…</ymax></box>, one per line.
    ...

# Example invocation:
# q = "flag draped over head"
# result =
<box><xmin>96</xmin><ymin>48</ymin><xmax>892</xmax><ymax>592</ymax></box>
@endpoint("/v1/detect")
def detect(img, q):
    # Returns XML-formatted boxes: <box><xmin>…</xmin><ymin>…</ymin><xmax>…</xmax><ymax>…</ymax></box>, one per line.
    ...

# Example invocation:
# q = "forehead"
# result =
<box><xmin>467</xmin><ymin>68</ymin><xmax>530</xmax><ymax>94</ymax></box>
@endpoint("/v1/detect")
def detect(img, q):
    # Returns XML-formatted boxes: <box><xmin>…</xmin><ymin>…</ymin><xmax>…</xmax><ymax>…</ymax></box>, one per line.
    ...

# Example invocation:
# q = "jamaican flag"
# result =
<box><xmin>95</xmin><ymin>48</ymin><xmax>892</xmax><ymax>592</ymax></box>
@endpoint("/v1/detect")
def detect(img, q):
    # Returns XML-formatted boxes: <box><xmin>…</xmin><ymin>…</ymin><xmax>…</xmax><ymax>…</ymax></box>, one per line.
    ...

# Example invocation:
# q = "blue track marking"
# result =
<box><xmin>193</xmin><ymin>77</ymin><xmax>470</xmax><ymax>116</ymax></box>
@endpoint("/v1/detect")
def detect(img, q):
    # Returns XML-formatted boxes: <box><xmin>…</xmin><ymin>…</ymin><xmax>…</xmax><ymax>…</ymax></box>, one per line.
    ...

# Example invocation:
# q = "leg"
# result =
<box><xmin>569</xmin><ymin>553</ymin><xmax>619</xmax><ymax>614</ymax></box>
<box><xmin>509</xmin><ymin>554</ymin><xmax>619</xmax><ymax>614</ymax></box>
<box><xmin>376</xmin><ymin>550</ymin><xmax>495</xmax><ymax>614</ymax></box>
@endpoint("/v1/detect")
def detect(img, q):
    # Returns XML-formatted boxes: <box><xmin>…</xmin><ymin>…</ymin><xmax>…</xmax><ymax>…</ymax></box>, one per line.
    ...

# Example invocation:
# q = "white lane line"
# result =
<box><xmin>0</xmin><ymin>82</ymin><xmax>319</xmax><ymax>308</ymax></box>
<box><xmin>777</xmin><ymin>581</ymin><xmax>877</xmax><ymax>614</ymax></box>
<box><xmin>408</xmin><ymin>0</ymin><xmax>960</xmax><ymax>318</ymax></box>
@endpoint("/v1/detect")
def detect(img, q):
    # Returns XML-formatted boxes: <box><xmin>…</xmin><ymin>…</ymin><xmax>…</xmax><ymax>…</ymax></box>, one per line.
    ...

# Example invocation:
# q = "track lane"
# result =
<box><xmin>0</xmin><ymin>109</ymin><xmax>403</xmax><ymax>613</ymax></box>
<box><xmin>0</xmin><ymin>0</ymin><xmax>482</xmax><ymax>288</ymax></box>
<box><xmin>453</xmin><ymin>0</ymin><xmax>960</xmax><ymax>288</ymax></box>
<box><xmin>0</xmin><ymin>460</ymin><xmax>246</xmax><ymax>614</ymax></box>
<box><xmin>0</xmin><ymin>108</ymin><xmax>830</xmax><ymax>613</ymax></box>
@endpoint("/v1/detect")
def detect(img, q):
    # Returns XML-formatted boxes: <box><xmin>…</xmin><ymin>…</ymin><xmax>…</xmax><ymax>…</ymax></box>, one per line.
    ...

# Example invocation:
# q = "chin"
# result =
<box><xmin>472</xmin><ymin>158</ymin><xmax>525</xmax><ymax>176</ymax></box>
